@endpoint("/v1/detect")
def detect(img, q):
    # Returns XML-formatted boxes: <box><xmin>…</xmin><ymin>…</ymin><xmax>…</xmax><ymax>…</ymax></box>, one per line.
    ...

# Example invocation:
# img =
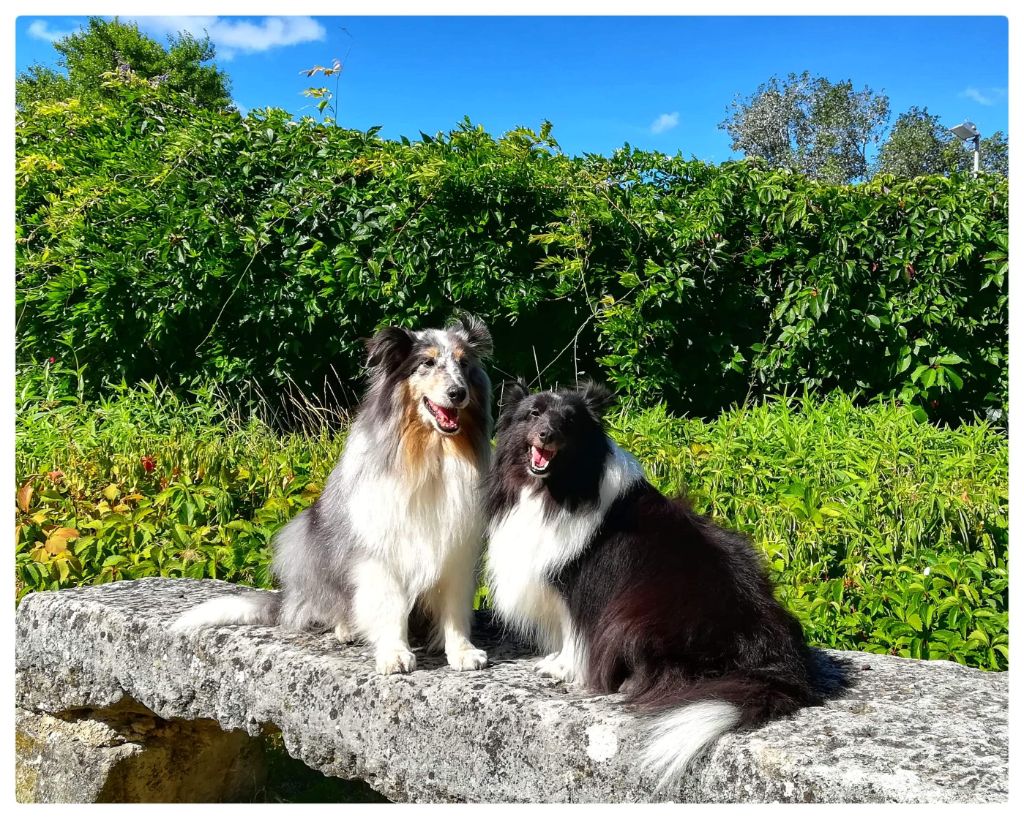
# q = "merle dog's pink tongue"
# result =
<box><xmin>435</xmin><ymin>404</ymin><xmax>458</xmax><ymax>427</ymax></box>
<box><xmin>531</xmin><ymin>446</ymin><xmax>554</xmax><ymax>469</ymax></box>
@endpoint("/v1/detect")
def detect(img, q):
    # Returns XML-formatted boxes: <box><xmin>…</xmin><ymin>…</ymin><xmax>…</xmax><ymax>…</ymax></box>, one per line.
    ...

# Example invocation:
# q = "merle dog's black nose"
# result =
<box><xmin>448</xmin><ymin>386</ymin><xmax>467</xmax><ymax>403</ymax></box>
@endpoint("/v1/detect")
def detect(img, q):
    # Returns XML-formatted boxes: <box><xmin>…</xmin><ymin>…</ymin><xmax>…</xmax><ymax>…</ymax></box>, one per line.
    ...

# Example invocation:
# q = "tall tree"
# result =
<box><xmin>16</xmin><ymin>17</ymin><xmax>231</xmax><ymax>109</ymax></box>
<box><xmin>720</xmin><ymin>71</ymin><xmax>890</xmax><ymax>184</ymax></box>
<box><xmin>873</xmin><ymin>106</ymin><xmax>952</xmax><ymax>178</ymax></box>
<box><xmin>974</xmin><ymin>131</ymin><xmax>1009</xmax><ymax>177</ymax></box>
<box><xmin>874</xmin><ymin>107</ymin><xmax>1008</xmax><ymax>179</ymax></box>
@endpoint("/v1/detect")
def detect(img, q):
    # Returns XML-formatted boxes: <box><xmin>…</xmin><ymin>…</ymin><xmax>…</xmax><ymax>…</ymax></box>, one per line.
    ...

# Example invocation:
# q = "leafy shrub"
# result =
<box><xmin>16</xmin><ymin>366</ymin><xmax>1008</xmax><ymax>670</ymax></box>
<box><xmin>16</xmin><ymin>78</ymin><xmax>1007</xmax><ymax>423</ymax></box>
<box><xmin>608</xmin><ymin>395</ymin><xmax>1007</xmax><ymax>671</ymax></box>
<box><xmin>16</xmin><ymin>363</ymin><xmax>340</xmax><ymax>592</ymax></box>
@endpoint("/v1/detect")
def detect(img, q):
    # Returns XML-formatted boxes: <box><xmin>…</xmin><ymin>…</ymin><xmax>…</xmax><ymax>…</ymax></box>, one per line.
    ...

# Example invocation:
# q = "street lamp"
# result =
<box><xmin>949</xmin><ymin>121</ymin><xmax>981</xmax><ymax>175</ymax></box>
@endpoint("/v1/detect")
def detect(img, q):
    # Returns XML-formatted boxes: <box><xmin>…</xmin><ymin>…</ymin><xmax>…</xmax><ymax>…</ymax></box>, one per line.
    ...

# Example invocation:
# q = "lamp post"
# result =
<box><xmin>949</xmin><ymin>121</ymin><xmax>981</xmax><ymax>176</ymax></box>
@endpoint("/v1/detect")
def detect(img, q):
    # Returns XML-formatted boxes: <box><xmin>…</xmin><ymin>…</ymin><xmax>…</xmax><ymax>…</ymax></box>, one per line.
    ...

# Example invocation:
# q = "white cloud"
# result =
<box><xmin>27</xmin><ymin>19</ymin><xmax>76</xmax><ymax>43</ymax></box>
<box><xmin>137</xmin><ymin>16</ymin><xmax>326</xmax><ymax>60</ymax></box>
<box><xmin>961</xmin><ymin>87</ymin><xmax>993</xmax><ymax>105</ymax></box>
<box><xmin>650</xmin><ymin>111</ymin><xmax>680</xmax><ymax>135</ymax></box>
<box><xmin>960</xmin><ymin>86</ymin><xmax>1006</xmax><ymax>106</ymax></box>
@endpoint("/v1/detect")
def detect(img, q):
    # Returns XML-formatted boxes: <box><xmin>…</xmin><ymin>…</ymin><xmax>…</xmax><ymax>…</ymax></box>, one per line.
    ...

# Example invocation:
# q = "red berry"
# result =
<box><xmin>141</xmin><ymin>455</ymin><xmax>156</xmax><ymax>473</ymax></box>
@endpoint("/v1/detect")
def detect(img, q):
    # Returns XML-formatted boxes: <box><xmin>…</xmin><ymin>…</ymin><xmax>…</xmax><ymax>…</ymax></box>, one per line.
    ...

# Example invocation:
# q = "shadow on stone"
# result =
<box><xmin>255</xmin><ymin>732</ymin><xmax>389</xmax><ymax>803</ymax></box>
<box><xmin>808</xmin><ymin>647</ymin><xmax>855</xmax><ymax>701</ymax></box>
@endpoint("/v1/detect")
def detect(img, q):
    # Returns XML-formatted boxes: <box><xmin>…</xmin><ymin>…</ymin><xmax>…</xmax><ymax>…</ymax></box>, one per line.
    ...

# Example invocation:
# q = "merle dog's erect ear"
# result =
<box><xmin>497</xmin><ymin>379</ymin><xmax>530</xmax><ymax>417</ymax></box>
<box><xmin>449</xmin><ymin>314</ymin><xmax>493</xmax><ymax>359</ymax></box>
<box><xmin>577</xmin><ymin>381</ymin><xmax>616</xmax><ymax>418</ymax></box>
<box><xmin>364</xmin><ymin>326</ymin><xmax>414</xmax><ymax>372</ymax></box>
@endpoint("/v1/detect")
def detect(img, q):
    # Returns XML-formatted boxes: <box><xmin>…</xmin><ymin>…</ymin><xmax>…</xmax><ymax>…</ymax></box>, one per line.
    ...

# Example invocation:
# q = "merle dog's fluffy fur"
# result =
<box><xmin>173</xmin><ymin>316</ymin><xmax>494</xmax><ymax>676</ymax></box>
<box><xmin>485</xmin><ymin>380</ymin><xmax>823</xmax><ymax>787</ymax></box>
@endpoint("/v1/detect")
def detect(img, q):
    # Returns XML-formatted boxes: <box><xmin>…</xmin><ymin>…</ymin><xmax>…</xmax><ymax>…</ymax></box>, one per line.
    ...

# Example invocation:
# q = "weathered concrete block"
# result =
<box><xmin>15</xmin><ymin>578</ymin><xmax>1008</xmax><ymax>803</ymax></box>
<box><xmin>15</xmin><ymin>704</ymin><xmax>266</xmax><ymax>802</ymax></box>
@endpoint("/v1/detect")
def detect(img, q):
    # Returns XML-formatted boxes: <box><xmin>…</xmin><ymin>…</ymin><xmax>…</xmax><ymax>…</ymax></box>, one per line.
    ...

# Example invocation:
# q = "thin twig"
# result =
<box><xmin>193</xmin><ymin>215</ymin><xmax>285</xmax><ymax>352</ymax></box>
<box><xmin>530</xmin><ymin>282</ymin><xmax>640</xmax><ymax>388</ymax></box>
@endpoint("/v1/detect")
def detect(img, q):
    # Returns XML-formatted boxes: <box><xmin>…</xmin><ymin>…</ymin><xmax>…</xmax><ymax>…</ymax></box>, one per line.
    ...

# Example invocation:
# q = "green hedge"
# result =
<box><xmin>16</xmin><ymin>79</ymin><xmax>1007</xmax><ymax>422</ymax></box>
<box><xmin>16</xmin><ymin>366</ymin><xmax>1008</xmax><ymax>670</ymax></box>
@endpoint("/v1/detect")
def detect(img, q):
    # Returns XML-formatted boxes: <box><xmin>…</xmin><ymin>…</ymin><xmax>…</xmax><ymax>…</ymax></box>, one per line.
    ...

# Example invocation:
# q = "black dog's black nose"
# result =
<box><xmin>538</xmin><ymin>427</ymin><xmax>551</xmax><ymax>442</ymax></box>
<box><xmin>448</xmin><ymin>386</ymin><xmax>467</xmax><ymax>403</ymax></box>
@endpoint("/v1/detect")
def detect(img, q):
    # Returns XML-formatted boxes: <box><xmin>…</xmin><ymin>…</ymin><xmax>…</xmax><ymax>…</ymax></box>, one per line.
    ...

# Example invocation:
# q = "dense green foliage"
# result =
<box><xmin>16</xmin><ymin>75</ymin><xmax>1007</xmax><ymax>423</ymax></box>
<box><xmin>16</xmin><ymin>81</ymin><xmax>1007</xmax><ymax>427</ymax></box>
<box><xmin>16</xmin><ymin>366</ymin><xmax>1008</xmax><ymax>671</ymax></box>
<box><xmin>16</xmin><ymin>17</ymin><xmax>230</xmax><ymax>109</ymax></box>
<box><xmin>16</xmin><ymin>75</ymin><xmax>1007</xmax><ymax>421</ymax></box>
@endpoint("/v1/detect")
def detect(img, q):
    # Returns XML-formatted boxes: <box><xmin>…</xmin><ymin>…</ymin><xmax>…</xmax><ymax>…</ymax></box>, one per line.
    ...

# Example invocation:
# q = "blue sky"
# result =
<box><xmin>16</xmin><ymin>15</ymin><xmax>1009</xmax><ymax>160</ymax></box>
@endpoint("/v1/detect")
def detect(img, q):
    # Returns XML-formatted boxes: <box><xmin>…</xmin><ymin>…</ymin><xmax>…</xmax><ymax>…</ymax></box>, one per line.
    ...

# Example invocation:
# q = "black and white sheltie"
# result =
<box><xmin>485</xmin><ymin>381</ymin><xmax>821</xmax><ymax>788</ymax></box>
<box><xmin>174</xmin><ymin>316</ymin><xmax>494</xmax><ymax>675</ymax></box>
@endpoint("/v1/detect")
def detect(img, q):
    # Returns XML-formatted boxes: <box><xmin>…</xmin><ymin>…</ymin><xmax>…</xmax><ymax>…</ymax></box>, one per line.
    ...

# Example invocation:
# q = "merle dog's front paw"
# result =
<box><xmin>376</xmin><ymin>647</ymin><xmax>416</xmax><ymax>675</ymax></box>
<box><xmin>448</xmin><ymin>646</ymin><xmax>488</xmax><ymax>671</ymax></box>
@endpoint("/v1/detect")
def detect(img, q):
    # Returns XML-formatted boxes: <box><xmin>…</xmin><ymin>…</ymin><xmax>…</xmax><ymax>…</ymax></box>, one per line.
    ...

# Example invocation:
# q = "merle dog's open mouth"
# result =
<box><xmin>528</xmin><ymin>445</ymin><xmax>557</xmax><ymax>475</ymax></box>
<box><xmin>424</xmin><ymin>397</ymin><xmax>460</xmax><ymax>434</ymax></box>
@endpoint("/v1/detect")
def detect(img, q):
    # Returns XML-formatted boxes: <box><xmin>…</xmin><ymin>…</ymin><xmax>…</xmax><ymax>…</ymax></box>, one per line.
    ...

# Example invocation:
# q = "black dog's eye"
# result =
<box><xmin>423</xmin><ymin>358</ymin><xmax>436</xmax><ymax>369</ymax></box>
<box><xmin>529</xmin><ymin>407</ymin><xmax>541</xmax><ymax>418</ymax></box>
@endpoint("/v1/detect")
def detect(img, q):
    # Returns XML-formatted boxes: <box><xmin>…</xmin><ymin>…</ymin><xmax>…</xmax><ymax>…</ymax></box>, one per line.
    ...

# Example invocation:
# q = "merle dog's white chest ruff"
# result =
<box><xmin>338</xmin><ymin>428</ymin><xmax>486</xmax><ymax>593</ymax></box>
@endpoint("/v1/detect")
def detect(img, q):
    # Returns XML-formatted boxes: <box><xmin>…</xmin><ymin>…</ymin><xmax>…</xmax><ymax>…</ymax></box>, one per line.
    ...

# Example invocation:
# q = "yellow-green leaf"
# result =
<box><xmin>45</xmin><ymin>534</ymin><xmax>68</xmax><ymax>555</ymax></box>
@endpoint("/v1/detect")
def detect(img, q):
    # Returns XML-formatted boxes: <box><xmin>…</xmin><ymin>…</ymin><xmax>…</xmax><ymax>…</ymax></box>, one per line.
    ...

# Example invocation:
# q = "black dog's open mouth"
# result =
<box><xmin>529</xmin><ymin>445</ymin><xmax>557</xmax><ymax>475</ymax></box>
<box><xmin>424</xmin><ymin>397</ymin><xmax>460</xmax><ymax>433</ymax></box>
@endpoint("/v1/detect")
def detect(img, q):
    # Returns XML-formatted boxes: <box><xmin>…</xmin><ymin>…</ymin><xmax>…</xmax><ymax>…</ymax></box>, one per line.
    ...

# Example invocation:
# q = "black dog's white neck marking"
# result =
<box><xmin>485</xmin><ymin>442</ymin><xmax>644</xmax><ymax>659</ymax></box>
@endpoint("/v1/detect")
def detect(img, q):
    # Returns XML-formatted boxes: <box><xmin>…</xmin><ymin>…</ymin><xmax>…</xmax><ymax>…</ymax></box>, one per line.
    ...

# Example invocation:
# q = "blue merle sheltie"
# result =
<box><xmin>173</xmin><ymin>316</ymin><xmax>494</xmax><ymax>675</ymax></box>
<box><xmin>485</xmin><ymin>380</ymin><xmax>820</xmax><ymax>788</ymax></box>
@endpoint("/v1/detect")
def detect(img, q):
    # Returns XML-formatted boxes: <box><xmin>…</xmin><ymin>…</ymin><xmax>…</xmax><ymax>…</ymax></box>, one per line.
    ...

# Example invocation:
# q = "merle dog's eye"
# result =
<box><xmin>423</xmin><ymin>358</ymin><xmax>436</xmax><ymax>369</ymax></box>
<box><xmin>529</xmin><ymin>407</ymin><xmax>541</xmax><ymax>418</ymax></box>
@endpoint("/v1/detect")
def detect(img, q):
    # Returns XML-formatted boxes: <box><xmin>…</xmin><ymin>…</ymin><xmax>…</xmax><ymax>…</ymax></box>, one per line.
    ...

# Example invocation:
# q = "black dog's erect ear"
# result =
<box><xmin>364</xmin><ymin>326</ymin><xmax>414</xmax><ymax>372</ymax></box>
<box><xmin>449</xmin><ymin>313</ymin><xmax>493</xmax><ymax>359</ymax></box>
<box><xmin>577</xmin><ymin>381</ymin><xmax>616</xmax><ymax>418</ymax></box>
<box><xmin>497</xmin><ymin>378</ymin><xmax>530</xmax><ymax>417</ymax></box>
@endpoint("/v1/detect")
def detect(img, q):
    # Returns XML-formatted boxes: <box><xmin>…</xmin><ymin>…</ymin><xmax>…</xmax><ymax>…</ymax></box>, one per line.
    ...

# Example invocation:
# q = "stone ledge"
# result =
<box><xmin>15</xmin><ymin>578</ymin><xmax>1008</xmax><ymax>803</ymax></box>
<box><xmin>15</xmin><ymin>705</ymin><xmax>266</xmax><ymax>803</ymax></box>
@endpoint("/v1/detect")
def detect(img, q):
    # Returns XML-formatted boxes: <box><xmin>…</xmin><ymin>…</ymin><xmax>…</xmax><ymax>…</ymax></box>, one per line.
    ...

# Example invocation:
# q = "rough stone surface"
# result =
<box><xmin>16</xmin><ymin>708</ymin><xmax>140</xmax><ymax>803</ymax></box>
<box><xmin>15</xmin><ymin>704</ymin><xmax>267</xmax><ymax>803</ymax></box>
<box><xmin>15</xmin><ymin>578</ymin><xmax>1008</xmax><ymax>803</ymax></box>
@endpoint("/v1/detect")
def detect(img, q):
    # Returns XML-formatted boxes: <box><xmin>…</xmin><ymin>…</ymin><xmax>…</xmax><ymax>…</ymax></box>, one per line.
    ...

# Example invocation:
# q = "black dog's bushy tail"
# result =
<box><xmin>635</xmin><ymin>663</ymin><xmax>817</xmax><ymax>791</ymax></box>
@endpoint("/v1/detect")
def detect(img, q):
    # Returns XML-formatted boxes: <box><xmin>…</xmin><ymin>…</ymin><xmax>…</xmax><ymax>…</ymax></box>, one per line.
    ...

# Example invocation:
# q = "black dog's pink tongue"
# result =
<box><xmin>531</xmin><ymin>446</ymin><xmax>555</xmax><ymax>469</ymax></box>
